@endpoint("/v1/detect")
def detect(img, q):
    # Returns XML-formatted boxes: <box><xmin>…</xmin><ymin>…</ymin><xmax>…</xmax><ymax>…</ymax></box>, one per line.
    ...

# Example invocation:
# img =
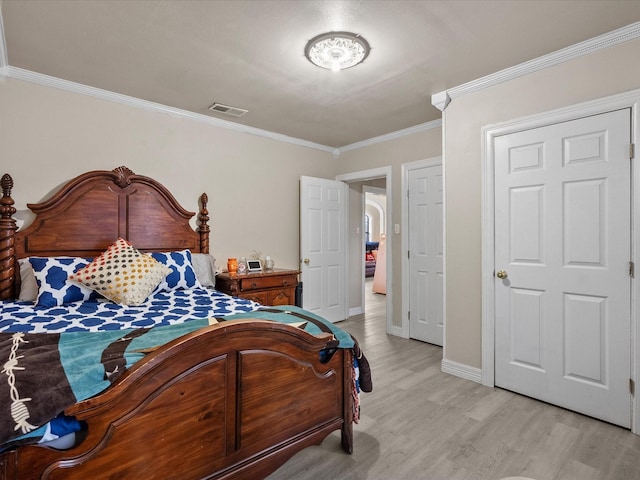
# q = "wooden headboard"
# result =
<box><xmin>0</xmin><ymin>166</ymin><xmax>210</xmax><ymax>300</ymax></box>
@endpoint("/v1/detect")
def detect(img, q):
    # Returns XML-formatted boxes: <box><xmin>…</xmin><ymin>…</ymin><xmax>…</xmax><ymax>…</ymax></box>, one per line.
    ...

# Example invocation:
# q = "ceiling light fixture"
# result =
<box><xmin>304</xmin><ymin>31</ymin><xmax>370</xmax><ymax>71</ymax></box>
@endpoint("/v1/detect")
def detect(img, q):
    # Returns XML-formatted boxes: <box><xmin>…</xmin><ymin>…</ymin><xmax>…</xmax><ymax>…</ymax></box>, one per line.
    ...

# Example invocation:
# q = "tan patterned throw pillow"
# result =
<box><xmin>69</xmin><ymin>238</ymin><xmax>172</xmax><ymax>305</ymax></box>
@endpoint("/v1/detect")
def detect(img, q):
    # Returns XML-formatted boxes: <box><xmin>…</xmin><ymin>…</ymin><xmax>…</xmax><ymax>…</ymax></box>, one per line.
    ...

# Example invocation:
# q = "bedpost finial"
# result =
<box><xmin>0</xmin><ymin>174</ymin><xmax>16</xmax><ymax>219</ymax></box>
<box><xmin>1</xmin><ymin>174</ymin><xmax>14</xmax><ymax>197</ymax></box>
<box><xmin>113</xmin><ymin>166</ymin><xmax>135</xmax><ymax>188</ymax></box>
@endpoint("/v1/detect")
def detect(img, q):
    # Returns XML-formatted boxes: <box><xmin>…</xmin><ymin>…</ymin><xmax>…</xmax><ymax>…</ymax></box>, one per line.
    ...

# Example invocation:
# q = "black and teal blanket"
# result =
<box><xmin>0</xmin><ymin>306</ymin><xmax>354</xmax><ymax>447</ymax></box>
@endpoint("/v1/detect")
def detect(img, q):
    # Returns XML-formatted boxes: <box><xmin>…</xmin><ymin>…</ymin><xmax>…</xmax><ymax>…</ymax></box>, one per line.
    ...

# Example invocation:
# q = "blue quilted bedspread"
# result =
<box><xmin>0</xmin><ymin>300</ymin><xmax>352</xmax><ymax>449</ymax></box>
<box><xmin>0</xmin><ymin>288</ymin><xmax>259</xmax><ymax>333</ymax></box>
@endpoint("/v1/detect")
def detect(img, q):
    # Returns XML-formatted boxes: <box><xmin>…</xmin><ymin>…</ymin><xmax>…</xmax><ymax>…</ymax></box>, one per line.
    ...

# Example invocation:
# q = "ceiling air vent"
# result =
<box><xmin>208</xmin><ymin>103</ymin><xmax>248</xmax><ymax>117</ymax></box>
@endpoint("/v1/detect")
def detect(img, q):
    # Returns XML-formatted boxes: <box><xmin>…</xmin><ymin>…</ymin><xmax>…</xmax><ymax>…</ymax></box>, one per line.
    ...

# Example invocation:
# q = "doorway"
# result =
<box><xmin>336</xmin><ymin>167</ymin><xmax>394</xmax><ymax>335</ymax></box>
<box><xmin>364</xmin><ymin>186</ymin><xmax>387</xmax><ymax>316</ymax></box>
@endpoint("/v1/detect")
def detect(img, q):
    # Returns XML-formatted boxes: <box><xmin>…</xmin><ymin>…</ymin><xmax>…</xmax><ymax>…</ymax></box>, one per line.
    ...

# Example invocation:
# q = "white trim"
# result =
<box><xmin>2</xmin><ymin>64</ymin><xmax>440</xmax><ymax>155</ymax></box>
<box><xmin>401</xmin><ymin>157</ymin><xmax>443</xmax><ymax>341</ymax></box>
<box><xmin>433</xmin><ymin>21</ymin><xmax>640</xmax><ymax>109</ymax></box>
<box><xmin>431</xmin><ymin>91</ymin><xmax>450</xmax><ymax>112</ymax></box>
<box><xmin>348</xmin><ymin>306</ymin><xmax>363</xmax><ymax>317</ymax></box>
<box><xmin>441</xmin><ymin>110</ymin><xmax>448</xmax><ymax>362</ymax></box>
<box><xmin>482</xmin><ymin>87</ymin><xmax>640</xmax><ymax>433</ymax></box>
<box><xmin>337</xmin><ymin>166</ymin><xmax>394</xmax><ymax>337</ymax></box>
<box><xmin>631</xmin><ymin>97</ymin><xmax>640</xmax><ymax>436</ymax></box>
<box><xmin>337</xmin><ymin>166</ymin><xmax>391</xmax><ymax>183</ymax></box>
<box><xmin>5</xmin><ymin>66</ymin><xmax>336</xmax><ymax>154</ymax></box>
<box><xmin>339</xmin><ymin>120</ymin><xmax>442</xmax><ymax>154</ymax></box>
<box><xmin>441</xmin><ymin>359</ymin><xmax>482</xmax><ymax>384</ymax></box>
<box><xmin>0</xmin><ymin>5</ymin><xmax>8</xmax><ymax>74</ymax></box>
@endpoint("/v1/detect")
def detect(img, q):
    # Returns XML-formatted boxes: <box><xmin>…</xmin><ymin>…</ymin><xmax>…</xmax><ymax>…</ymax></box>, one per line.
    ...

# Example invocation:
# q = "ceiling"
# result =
<box><xmin>2</xmin><ymin>1</ymin><xmax>640</xmax><ymax>148</ymax></box>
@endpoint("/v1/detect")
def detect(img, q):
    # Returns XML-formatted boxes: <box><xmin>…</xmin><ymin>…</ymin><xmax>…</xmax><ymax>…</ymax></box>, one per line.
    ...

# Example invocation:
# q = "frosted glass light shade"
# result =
<box><xmin>304</xmin><ymin>32</ymin><xmax>370</xmax><ymax>71</ymax></box>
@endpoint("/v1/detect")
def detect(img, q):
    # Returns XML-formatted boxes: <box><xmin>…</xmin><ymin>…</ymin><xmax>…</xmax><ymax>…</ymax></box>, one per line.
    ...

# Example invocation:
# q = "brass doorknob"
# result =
<box><xmin>496</xmin><ymin>270</ymin><xmax>508</xmax><ymax>279</ymax></box>
<box><xmin>303</xmin><ymin>258</ymin><xmax>310</xmax><ymax>265</ymax></box>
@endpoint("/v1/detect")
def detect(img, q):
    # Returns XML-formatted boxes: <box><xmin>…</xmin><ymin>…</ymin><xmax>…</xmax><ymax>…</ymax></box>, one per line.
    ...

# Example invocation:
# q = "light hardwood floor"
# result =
<box><xmin>269</xmin><ymin>281</ymin><xmax>640</xmax><ymax>480</ymax></box>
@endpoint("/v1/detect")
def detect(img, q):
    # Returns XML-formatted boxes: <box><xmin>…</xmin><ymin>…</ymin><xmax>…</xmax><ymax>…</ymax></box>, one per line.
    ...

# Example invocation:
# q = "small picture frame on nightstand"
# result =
<box><xmin>247</xmin><ymin>259</ymin><xmax>262</xmax><ymax>272</ymax></box>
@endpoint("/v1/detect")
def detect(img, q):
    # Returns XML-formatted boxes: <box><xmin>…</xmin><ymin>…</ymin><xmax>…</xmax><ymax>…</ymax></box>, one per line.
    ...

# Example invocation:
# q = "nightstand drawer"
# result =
<box><xmin>216</xmin><ymin>269</ymin><xmax>300</xmax><ymax>307</ymax></box>
<box><xmin>239</xmin><ymin>291</ymin><xmax>268</xmax><ymax>304</ymax></box>
<box><xmin>239</xmin><ymin>274</ymin><xmax>297</xmax><ymax>291</ymax></box>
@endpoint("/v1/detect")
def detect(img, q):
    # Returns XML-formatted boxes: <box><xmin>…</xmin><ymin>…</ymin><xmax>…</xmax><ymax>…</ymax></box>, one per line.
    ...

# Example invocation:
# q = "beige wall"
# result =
<box><xmin>444</xmin><ymin>38</ymin><xmax>640</xmax><ymax>369</ymax></box>
<box><xmin>1</xmin><ymin>74</ymin><xmax>444</xmax><ymax>330</ymax></box>
<box><xmin>337</xmin><ymin>129</ymin><xmax>442</xmax><ymax>328</ymax></box>
<box><xmin>0</xmin><ymin>77</ymin><xmax>336</xmax><ymax>271</ymax></box>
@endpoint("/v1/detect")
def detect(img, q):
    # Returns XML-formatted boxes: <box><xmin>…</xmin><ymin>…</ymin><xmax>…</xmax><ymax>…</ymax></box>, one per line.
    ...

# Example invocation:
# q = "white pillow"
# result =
<box><xmin>191</xmin><ymin>253</ymin><xmax>217</xmax><ymax>288</ymax></box>
<box><xmin>18</xmin><ymin>258</ymin><xmax>38</xmax><ymax>302</ymax></box>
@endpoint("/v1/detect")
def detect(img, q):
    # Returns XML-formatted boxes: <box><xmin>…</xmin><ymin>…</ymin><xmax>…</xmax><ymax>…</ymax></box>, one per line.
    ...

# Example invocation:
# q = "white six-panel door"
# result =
<box><xmin>494</xmin><ymin>109</ymin><xmax>632</xmax><ymax>427</ymax></box>
<box><xmin>299</xmin><ymin>176</ymin><xmax>347</xmax><ymax>323</ymax></box>
<box><xmin>409</xmin><ymin>164</ymin><xmax>444</xmax><ymax>345</ymax></box>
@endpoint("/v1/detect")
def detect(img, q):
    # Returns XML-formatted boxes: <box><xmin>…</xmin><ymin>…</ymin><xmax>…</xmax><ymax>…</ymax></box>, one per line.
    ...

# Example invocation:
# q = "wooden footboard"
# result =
<box><xmin>0</xmin><ymin>320</ymin><xmax>353</xmax><ymax>480</ymax></box>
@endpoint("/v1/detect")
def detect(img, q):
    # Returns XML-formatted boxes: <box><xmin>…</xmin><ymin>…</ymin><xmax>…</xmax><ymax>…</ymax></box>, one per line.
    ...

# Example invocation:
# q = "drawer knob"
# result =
<box><xmin>282</xmin><ymin>280</ymin><xmax>288</xmax><ymax>286</ymax></box>
<box><xmin>252</xmin><ymin>282</ymin><xmax>257</xmax><ymax>288</ymax></box>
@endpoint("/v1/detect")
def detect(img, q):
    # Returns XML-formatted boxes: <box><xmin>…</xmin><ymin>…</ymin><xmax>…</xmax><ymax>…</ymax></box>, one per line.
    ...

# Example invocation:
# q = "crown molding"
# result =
<box><xmin>433</xmin><ymin>21</ymin><xmax>640</xmax><ymax>110</ymax></box>
<box><xmin>0</xmin><ymin>2</ymin><xmax>439</xmax><ymax>157</ymax></box>
<box><xmin>3</xmin><ymin>66</ymin><xmax>441</xmax><ymax>157</ymax></box>
<box><xmin>431</xmin><ymin>91</ymin><xmax>451</xmax><ymax>112</ymax></box>
<box><xmin>5</xmin><ymin>66</ymin><xmax>338</xmax><ymax>154</ymax></box>
<box><xmin>337</xmin><ymin>119</ymin><xmax>442</xmax><ymax>154</ymax></box>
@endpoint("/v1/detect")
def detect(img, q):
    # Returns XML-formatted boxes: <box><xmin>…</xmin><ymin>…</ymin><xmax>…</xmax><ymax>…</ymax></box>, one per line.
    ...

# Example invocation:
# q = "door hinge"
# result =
<box><xmin>630</xmin><ymin>378</ymin><xmax>635</xmax><ymax>396</ymax></box>
<box><xmin>408</xmin><ymin>310</ymin><xmax>411</xmax><ymax>321</ymax></box>
<box><xmin>630</xmin><ymin>261</ymin><xmax>635</xmax><ymax>278</ymax></box>
<box><xmin>407</xmin><ymin>250</ymin><xmax>410</xmax><ymax>259</ymax></box>
<box><xmin>630</xmin><ymin>143</ymin><xmax>635</xmax><ymax>160</ymax></box>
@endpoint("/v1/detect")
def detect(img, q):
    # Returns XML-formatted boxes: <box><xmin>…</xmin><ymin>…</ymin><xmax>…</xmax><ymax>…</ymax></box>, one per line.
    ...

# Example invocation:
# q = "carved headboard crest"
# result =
<box><xmin>0</xmin><ymin>167</ymin><xmax>210</xmax><ymax>301</ymax></box>
<box><xmin>113</xmin><ymin>165</ymin><xmax>135</xmax><ymax>188</ymax></box>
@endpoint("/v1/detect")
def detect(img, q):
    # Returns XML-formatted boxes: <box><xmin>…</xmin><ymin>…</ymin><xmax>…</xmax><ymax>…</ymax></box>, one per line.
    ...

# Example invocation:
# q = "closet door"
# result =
<box><xmin>494</xmin><ymin>109</ymin><xmax>631</xmax><ymax>427</ymax></box>
<box><xmin>408</xmin><ymin>163</ymin><xmax>443</xmax><ymax>345</ymax></box>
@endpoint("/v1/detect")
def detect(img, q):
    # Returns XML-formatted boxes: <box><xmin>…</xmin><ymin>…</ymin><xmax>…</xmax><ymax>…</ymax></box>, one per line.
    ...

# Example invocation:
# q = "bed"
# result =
<box><xmin>365</xmin><ymin>241</ymin><xmax>379</xmax><ymax>277</ymax></box>
<box><xmin>0</xmin><ymin>166</ymin><xmax>367</xmax><ymax>479</ymax></box>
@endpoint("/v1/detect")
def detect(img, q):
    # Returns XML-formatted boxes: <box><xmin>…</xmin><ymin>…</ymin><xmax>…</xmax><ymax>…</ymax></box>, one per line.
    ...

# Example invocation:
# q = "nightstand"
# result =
<box><xmin>216</xmin><ymin>268</ymin><xmax>300</xmax><ymax>306</ymax></box>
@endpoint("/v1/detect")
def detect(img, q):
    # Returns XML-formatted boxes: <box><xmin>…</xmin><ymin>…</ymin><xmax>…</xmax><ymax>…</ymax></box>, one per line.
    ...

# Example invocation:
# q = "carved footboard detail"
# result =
<box><xmin>0</xmin><ymin>321</ymin><xmax>352</xmax><ymax>480</ymax></box>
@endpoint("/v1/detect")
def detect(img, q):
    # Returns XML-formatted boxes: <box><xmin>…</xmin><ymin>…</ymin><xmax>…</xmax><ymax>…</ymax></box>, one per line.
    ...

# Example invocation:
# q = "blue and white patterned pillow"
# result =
<box><xmin>151</xmin><ymin>250</ymin><xmax>202</xmax><ymax>292</ymax></box>
<box><xmin>28</xmin><ymin>257</ymin><xmax>98</xmax><ymax>308</ymax></box>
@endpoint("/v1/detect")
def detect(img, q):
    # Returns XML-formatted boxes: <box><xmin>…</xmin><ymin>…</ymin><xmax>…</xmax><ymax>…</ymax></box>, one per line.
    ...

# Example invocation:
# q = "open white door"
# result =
<box><xmin>300</xmin><ymin>176</ymin><xmax>347</xmax><ymax>323</ymax></box>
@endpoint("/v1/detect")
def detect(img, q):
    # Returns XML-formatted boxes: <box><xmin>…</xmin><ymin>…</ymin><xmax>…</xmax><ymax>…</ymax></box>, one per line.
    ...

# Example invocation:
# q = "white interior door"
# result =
<box><xmin>494</xmin><ymin>109</ymin><xmax>632</xmax><ymax>427</ymax></box>
<box><xmin>409</xmin><ymin>164</ymin><xmax>444</xmax><ymax>345</ymax></box>
<box><xmin>300</xmin><ymin>176</ymin><xmax>347</xmax><ymax>323</ymax></box>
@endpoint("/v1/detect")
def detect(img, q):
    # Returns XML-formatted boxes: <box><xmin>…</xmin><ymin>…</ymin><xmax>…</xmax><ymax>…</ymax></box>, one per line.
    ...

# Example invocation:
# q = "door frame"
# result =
<box><xmin>336</xmin><ymin>167</ymin><xmax>395</xmax><ymax>336</ymax></box>
<box><xmin>402</xmin><ymin>157</ymin><xmax>444</xmax><ymax>342</ymax></box>
<box><xmin>481</xmin><ymin>89</ymin><xmax>640</xmax><ymax>433</ymax></box>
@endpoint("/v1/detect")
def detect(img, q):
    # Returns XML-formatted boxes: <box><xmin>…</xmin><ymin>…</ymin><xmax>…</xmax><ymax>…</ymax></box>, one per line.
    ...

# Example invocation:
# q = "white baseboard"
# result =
<box><xmin>441</xmin><ymin>358</ymin><xmax>482</xmax><ymax>384</ymax></box>
<box><xmin>348</xmin><ymin>307</ymin><xmax>363</xmax><ymax>317</ymax></box>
